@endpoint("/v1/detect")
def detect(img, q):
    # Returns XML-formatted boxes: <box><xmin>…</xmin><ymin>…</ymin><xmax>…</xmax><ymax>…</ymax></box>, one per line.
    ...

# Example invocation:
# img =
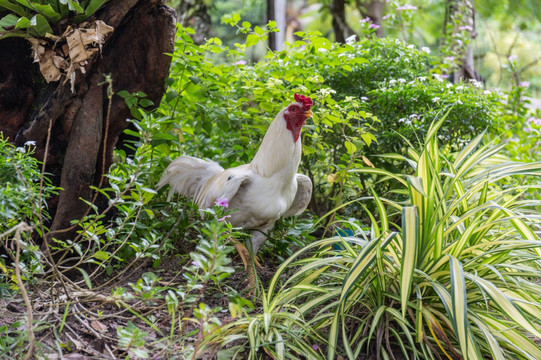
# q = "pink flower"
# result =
<box><xmin>312</xmin><ymin>344</ymin><xmax>319</xmax><ymax>351</ymax></box>
<box><xmin>214</xmin><ymin>198</ymin><xmax>229</xmax><ymax>208</ymax></box>
<box><xmin>233</xmin><ymin>60</ymin><xmax>247</xmax><ymax>66</ymax></box>
<box><xmin>441</xmin><ymin>74</ymin><xmax>450</xmax><ymax>79</ymax></box>
<box><xmin>218</xmin><ymin>215</ymin><xmax>231</xmax><ymax>222</ymax></box>
<box><xmin>459</xmin><ymin>25</ymin><xmax>472</xmax><ymax>31</ymax></box>
<box><xmin>508</xmin><ymin>55</ymin><xmax>518</xmax><ymax>61</ymax></box>
<box><xmin>369</xmin><ymin>24</ymin><xmax>380</xmax><ymax>29</ymax></box>
<box><xmin>519</xmin><ymin>81</ymin><xmax>530</xmax><ymax>88</ymax></box>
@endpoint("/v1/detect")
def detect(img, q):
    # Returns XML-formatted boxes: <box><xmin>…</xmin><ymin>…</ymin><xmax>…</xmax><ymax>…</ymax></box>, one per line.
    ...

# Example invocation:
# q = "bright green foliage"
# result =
<box><xmin>0</xmin><ymin>136</ymin><xmax>57</xmax><ymax>296</ymax></box>
<box><xmin>156</xmin><ymin>24</ymin><xmax>500</xmax><ymax>216</ymax></box>
<box><xmin>0</xmin><ymin>0</ymin><xmax>110</xmax><ymax>39</ymax></box>
<box><xmin>0</xmin><ymin>136</ymin><xmax>55</xmax><ymax>234</ymax></box>
<box><xmin>263</xmin><ymin>119</ymin><xmax>541</xmax><ymax>359</ymax></box>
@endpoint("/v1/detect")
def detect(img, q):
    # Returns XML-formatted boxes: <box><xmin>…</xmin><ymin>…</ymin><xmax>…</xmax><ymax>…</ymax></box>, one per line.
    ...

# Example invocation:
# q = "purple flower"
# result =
<box><xmin>528</xmin><ymin>117</ymin><xmax>541</xmax><ymax>126</ymax></box>
<box><xmin>214</xmin><ymin>198</ymin><xmax>229</xmax><ymax>208</ymax></box>
<box><xmin>233</xmin><ymin>60</ymin><xmax>247</xmax><ymax>66</ymax></box>
<box><xmin>218</xmin><ymin>215</ymin><xmax>231</xmax><ymax>222</ymax></box>
<box><xmin>459</xmin><ymin>25</ymin><xmax>473</xmax><ymax>31</ymax></box>
<box><xmin>397</xmin><ymin>4</ymin><xmax>418</xmax><ymax>11</ymax></box>
<box><xmin>312</xmin><ymin>344</ymin><xmax>319</xmax><ymax>351</ymax></box>
<box><xmin>441</xmin><ymin>74</ymin><xmax>450</xmax><ymax>79</ymax></box>
<box><xmin>444</xmin><ymin>56</ymin><xmax>454</xmax><ymax>62</ymax></box>
<box><xmin>508</xmin><ymin>55</ymin><xmax>518</xmax><ymax>61</ymax></box>
<box><xmin>519</xmin><ymin>81</ymin><xmax>530</xmax><ymax>88</ymax></box>
<box><xmin>369</xmin><ymin>24</ymin><xmax>380</xmax><ymax>29</ymax></box>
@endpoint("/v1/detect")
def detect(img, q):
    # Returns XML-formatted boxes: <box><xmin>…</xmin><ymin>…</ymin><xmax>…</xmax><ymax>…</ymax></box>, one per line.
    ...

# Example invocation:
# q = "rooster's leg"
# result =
<box><xmin>231</xmin><ymin>240</ymin><xmax>261</xmax><ymax>293</ymax></box>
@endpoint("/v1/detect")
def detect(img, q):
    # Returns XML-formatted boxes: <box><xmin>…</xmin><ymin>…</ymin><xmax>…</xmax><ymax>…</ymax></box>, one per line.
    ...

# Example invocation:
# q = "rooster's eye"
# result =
<box><xmin>290</xmin><ymin>106</ymin><xmax>299</xmax><ymax>112</ymax></box>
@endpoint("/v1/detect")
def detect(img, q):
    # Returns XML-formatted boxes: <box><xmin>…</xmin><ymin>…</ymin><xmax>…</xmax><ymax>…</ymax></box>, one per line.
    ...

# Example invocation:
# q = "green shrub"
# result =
<box><xmin>0</xmin><ymin>136</ymin><xmax>55</xmax><ymax>234</ymax></box>
<box><xmin>0</xmin><ymin>135</ymin><xmax>56</xmax><ymax>294</ymax></box>
<box><xmin>155</xmin><ymin>24</ymin><xmax>502</xmax><ymax>217</ymax></box>
<box><xmin>262</xmin><ymin>119</ymin><xmax>541</xmax><ymax>359</ymax></box>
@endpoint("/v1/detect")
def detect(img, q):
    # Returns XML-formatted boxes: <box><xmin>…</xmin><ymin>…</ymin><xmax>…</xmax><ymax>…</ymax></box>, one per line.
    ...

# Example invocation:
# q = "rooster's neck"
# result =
<box><xmin>251</xmin><ymin>109</ymin><xmax>302</xmax><ymax>178</ymax></box>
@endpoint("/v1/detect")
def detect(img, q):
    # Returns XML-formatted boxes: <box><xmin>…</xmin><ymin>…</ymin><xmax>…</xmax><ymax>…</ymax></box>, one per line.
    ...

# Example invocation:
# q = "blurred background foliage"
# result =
<box><xmin>1</xmin><ymin>1</ymin><xmax>541</xmax><ymax>358</ymax></box>
<box><xmin>167</xmin><ymin>0</ymin><xmax>541</xmax><ymax>97</ymax></box>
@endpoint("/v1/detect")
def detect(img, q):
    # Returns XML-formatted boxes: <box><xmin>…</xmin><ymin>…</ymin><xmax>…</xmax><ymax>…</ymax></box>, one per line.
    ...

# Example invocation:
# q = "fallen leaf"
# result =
<box><xmin>28</xmin><ymin>38</ymin><xmax>62</xmax><ymax>83</ymax></box>
<box><xmin>327</xmin><ymin>173</ymin><xmax>339</xmax><ymax>183</ymax></box>
<box><xmin>362</xmin><ymin>155</ymin><xmax>375</xmax><ymax>168</ymax></box>
<box><xmin>90</xmin><ymin>319</ymin><xmax>107</xmax><ymax>332</ymax></box>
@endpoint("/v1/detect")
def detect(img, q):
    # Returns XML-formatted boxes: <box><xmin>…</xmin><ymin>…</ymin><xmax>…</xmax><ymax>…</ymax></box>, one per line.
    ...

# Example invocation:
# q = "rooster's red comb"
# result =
<box><xmin>294</xmin><ymin>94</ymin><xmax>313</xmax><ymax>109</ymax></box>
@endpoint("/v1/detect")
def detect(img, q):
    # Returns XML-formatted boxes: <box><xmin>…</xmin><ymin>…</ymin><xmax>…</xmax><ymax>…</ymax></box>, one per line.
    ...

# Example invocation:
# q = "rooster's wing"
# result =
<box><xmin>283</xmin><ymin>174</ymin><xmax>312</xmax><ymax>218</ymax></box>
<box><xmin>157</xmin><ymin>156</ymin><xmax>224</xmax><ymax>201</ymax></box>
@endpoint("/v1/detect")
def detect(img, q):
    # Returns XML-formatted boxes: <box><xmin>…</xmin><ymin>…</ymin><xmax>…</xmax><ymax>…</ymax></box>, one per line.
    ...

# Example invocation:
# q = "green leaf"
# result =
<box><xmin>246</xmin><ymin>33</ymin><xmax>259</xmax><ymax>47</ymax></box>
<box><xmin>94</xmin><ymin>250</ymin><xmax>110</xmax><ymax>261</ymax></box>
<box><xmin>344</xmin><ymin>140</ymin><xmax>356</xmax><ymax>155</ymax></box>
<box><xmin>78</xmin><ymin>268</ymin><xmax>92</xmax><ymax>289</ymax></box>
<box><xmin>360</xmin><ymin>132</ymin><xmax>376</xmax><ymax>146</ymax></box>
<box><xmin>74</xmin><ymin>0</ymin><xmax>110</xmax><ymax>23</ymax></box>
<box><xmin>0</xmin><ymin>14</ymin><xmax>19</xmax><ymax>30</ymax></box>
<box><xmin>29</xmin><ymin>3</ymin><xmax>62</xmax><ymax>24</ymax></box>
<box><xmin>29</xmin><ymin>14</ymin><xmax>53</xmax><ymax>36</ymax></box>
<box><xmin>0</xmin><ymin>0</ymin><xmax>30</xmax><ymax>17</ymax></box>
<box><xmin>15</xmin><ymin>16</ymin><xmax>30</xmax><ymax>29</ymax></box>
<box><xmin>254</xmin><ymin>25</ymin><xmax>264</xmax><ymax>35</ymax></box>
<box><xmin>448</xmin><ymin>255</ymin><xmax>471</xmax><ymax>358</ymax></box>
<box><xmin>400</xmin><ymin>206</ymin><xmax>418</xmax><ymax>317</ymax></box>
<box><xmin>117</xmin><ymin>90</ymin><xmax>131</xmax><ymax>99</ymax></box>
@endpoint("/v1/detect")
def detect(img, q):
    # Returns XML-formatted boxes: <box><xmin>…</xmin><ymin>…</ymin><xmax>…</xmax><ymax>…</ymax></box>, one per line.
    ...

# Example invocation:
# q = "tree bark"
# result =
<box><xmin>356</xmin><ymin>0</ymin><xmax>385</xmax><ymax>37</ymax></box>
<box><xmin>267</xmin><ymin>0</ymin><xmax>287</xmax><ymax>51</ymax></box>
<box><xmin>443</xmin><ymin>0</ymin><xmax>478</xmax><ymax>82</ymax></box>
<box><xmin>330</xmin><ymin>0</ymin><xmax>356</xmax><ymax>43</ymax></box>
<box><xmin>0</xmin><ymin>0</ymin><xmax>176</xmax><ymax>240</ymax></box>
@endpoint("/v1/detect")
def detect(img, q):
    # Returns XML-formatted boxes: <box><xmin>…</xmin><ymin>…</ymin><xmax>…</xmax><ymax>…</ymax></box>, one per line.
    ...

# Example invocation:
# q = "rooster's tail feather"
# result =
<box><xmin>157</xmin><ymin>155</ymin><xmax>224</xmax><ymax>201</ymax></box>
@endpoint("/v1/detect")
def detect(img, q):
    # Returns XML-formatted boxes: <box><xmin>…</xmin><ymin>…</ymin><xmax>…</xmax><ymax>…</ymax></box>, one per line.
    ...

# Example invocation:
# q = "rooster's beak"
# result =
<box><xmin>304</xmin><ymin>110</ymin><xmax>313</xmax><ymax>118</ymax></box>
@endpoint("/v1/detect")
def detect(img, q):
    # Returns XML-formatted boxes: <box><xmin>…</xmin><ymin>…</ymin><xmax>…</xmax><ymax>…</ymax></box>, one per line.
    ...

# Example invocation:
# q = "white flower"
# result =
<box><xmin>407</xmin><ymin>44</ymin><xmax>415</xmax><ymax>49</ymax></box>
<box><xmin>404</xmin><ymin>119</ymin><xmax>413</xmax><ymax>125</ymax></box>
<box><xmin>24</xmin><ymin>140</ymin><xmax>36</xmax><ymax>146</ymax></box>
<box><xmin>456</xmin><ymin>86</ymin><xmax>463</xmax><ymax>90</ymax></box>
<box><xmin>409</xmin><ymin>114</ymin><xmax>418</xmax><ymax>119</ymax></box>
<box><xmin>432</xmin><ymin>97</ymin><xmax>440</xmax><ymax>102</ymax></box>
<box><xmin>395</xmin><ymin>39</ymin><xmax>401</xmax><ymax>44</ymax></box>
<box><xmin>398</xmin><ymin>78</ymin><xmax>406</xmax><ymax>83</ymax></box>
<box><xmin>398</xmin><ymin>118</ymin><xmax>406</xmax><ymax>123</ymax></box>
<box><xmin>345</xmin><ymin>34</ymin><xmax>357</xmax><ymax>45</ymax></box>
<box><xmin>397</xmin><ymin>4</ymin><xmax>418</xmax><ymax>11</ymax></box>
<box><xmin>421</xmin><ymin>47</ymin><xmax>431</xmax><ymax>54</ymax></box>
<box><xmin>16</xmin><ymin>147</ymin><xmax>25</xmax><ymax>153</ymax></box>
<box><xmin>446</xmin><ymin>83</ymin><xmax>453</xmax><ymax>88</ymax></box>
<box><xmin>361</xmin><ymin>96</ymin><xmax>369</xmax><ymax>101</ymax></box>
<box><xmin>483</xmin><ymin>90</ymin><xmax>491</xmax><ymax>95</ymax></box>
<box><xmin>418</xmin><ymin>76</ymin><xmax>427</xmax><ymax>81</ymax></box>
<box><xmin>389</xmin><ymin>79</ymin><xmax>397</xmax><ymax>85</ymax></box>
<box><xmin>457</xmin><ymin>97</ymin><xmax>463</xmax><ymax>105</ymax></box>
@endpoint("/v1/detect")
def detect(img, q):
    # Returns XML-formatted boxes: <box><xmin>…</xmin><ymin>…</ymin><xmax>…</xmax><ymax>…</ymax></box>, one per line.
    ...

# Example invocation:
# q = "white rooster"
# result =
<box><xmin>158</xmin><ymin>94</ymin><xmax>313</xmax><ymax>274</ymax></box>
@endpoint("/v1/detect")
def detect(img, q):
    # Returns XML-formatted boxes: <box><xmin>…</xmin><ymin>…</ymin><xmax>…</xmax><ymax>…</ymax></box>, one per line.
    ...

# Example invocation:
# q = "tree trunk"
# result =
<box><xmin>443</xmin><ymin>0</ymin><xmax>478</xmax><ymax>82</ymax></box>
<box><xmin>267</xmin><ymin>0</ymin><xmax>287</xmax><ymax>51</ymax></box>
<box><xmin>330</xmin><ymin>0</ymin><xmax>356</xmax><ymax>43</ymax></box>
<box><xmin>0</xmin><ymin>0</ymin><xmax>176</xmax><ymax>241</ymax></box>
<box><xmin>176</xmin><ymin>0</ymin><xmax>211</xmax><ymax>45</ymax></box>
<box><xmin>356</xmin><ymin>0</ymin><xmax>386</xmax><ymax>37</ymax></box>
